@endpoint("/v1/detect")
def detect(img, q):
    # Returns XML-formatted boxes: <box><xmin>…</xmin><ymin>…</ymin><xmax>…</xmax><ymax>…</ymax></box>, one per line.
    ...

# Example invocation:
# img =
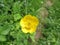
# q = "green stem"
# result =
<box><xmin>25</xmin><ymin>0</ymin><xmax>28</xmax><ymax>15</ymax></box>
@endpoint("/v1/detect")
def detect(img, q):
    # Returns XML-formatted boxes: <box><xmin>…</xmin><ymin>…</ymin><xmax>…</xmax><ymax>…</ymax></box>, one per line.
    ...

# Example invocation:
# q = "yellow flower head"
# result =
<box><xmin>20</xmin><ymin>14</ymin><xmax>39</xmax><ymax>33</ymax></box>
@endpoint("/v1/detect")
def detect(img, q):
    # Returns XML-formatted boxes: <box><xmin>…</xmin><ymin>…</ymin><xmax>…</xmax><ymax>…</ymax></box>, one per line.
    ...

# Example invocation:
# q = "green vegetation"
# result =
<box><xmin>0</xmin><ymin>0</ymin><xmax>60</xmax><ymax>45</ymax></box>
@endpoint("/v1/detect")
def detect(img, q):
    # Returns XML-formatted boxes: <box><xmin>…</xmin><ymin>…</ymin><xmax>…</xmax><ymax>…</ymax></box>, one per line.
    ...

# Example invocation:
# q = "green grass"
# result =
<box><xmin>0</xmin><ymin>0</ymin><xmax>60</xmax><ymax>45</ymax></box>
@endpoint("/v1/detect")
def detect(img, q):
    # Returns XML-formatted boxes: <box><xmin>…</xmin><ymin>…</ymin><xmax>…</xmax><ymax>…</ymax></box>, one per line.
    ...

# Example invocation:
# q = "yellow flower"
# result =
<box><xmin>20</xmin><ymin>14</ymin><xmax>39</xmax><ymax>33</ymax></box>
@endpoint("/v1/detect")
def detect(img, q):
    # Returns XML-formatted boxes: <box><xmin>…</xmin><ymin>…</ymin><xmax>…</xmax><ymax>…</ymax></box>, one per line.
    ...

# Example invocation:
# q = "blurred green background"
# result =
<box><xmin>0</xmin><ymin>0</ymin><xmax>60</xmax><ymax>45</ymax></box>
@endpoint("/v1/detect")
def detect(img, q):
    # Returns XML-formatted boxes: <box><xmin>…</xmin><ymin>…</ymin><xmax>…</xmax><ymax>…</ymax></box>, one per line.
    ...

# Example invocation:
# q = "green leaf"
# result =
<box><xmin>1</xmin><ymin>29</ymin><xmax>10</xmax><ymax>35</ymax></box>
<box><xmin>15</xmin><ymin>22</ymin><xmax>20</xmax><ymax>30</ymax></box>
<box><xmin>30</xmin><ymin>33</ymin><xmax>36</xmax><ymax>42</ymax></box>
<box><xmin>12</xmin><ymin>1</ymin><xmax>23</xmax><ymax>13</ymax></box>
<box><xmin>14</xmin><ymin>14</ymin><xmax>22</xmax><ymax>21</ymax></box>
<box><xmin>0</xmin><ymin>35</ymin><xmax>6</xmax><ymax>41</ymax></box>
<box><xmin>0</xmin><ymin>24</ymin><xmax>11</xmax><ymax>35</ymax></box>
